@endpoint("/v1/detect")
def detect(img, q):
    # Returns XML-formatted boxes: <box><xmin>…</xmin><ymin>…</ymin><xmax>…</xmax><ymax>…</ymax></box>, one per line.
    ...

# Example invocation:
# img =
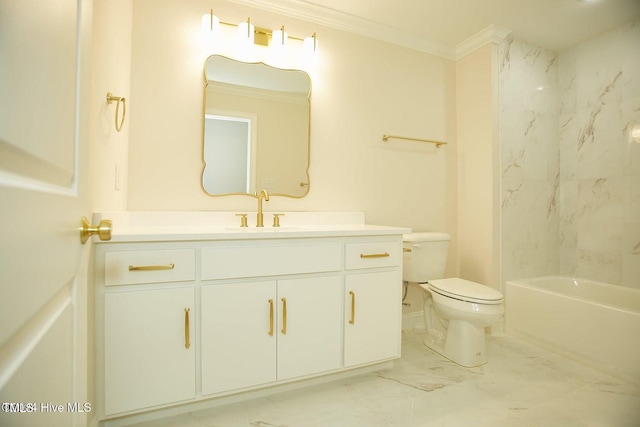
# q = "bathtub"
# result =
<box><xmin>505</xmin><ymin>276</ymin><xmax>640</xmax><ymax>384</ymax></box>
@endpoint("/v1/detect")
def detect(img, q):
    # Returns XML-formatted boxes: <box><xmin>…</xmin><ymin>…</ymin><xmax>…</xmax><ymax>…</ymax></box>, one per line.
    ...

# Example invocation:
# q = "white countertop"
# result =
<box><xmin>93</xmin><ymin>211</ymin><xmax>411</xmax><ymax>243</ymax></box>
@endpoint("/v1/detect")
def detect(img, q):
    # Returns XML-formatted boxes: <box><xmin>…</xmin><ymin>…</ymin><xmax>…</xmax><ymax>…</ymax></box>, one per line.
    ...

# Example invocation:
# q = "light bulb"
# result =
<box><xmin>237</xmin><ymin>18</ymin><xmax>255</xmax><ymax>45</ymax></box>
<box><xmin>201</xmin><ymin>11</ymin><xmax>220</xmax><ymax>34</ymax></box>
<box><xmin>272</xmin><ymin>26</ymin><xmax>288</xmax><ymax>48</ymax></box>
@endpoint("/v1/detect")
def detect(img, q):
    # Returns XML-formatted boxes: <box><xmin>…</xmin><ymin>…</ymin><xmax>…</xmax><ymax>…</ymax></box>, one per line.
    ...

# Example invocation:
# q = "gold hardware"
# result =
<box><xmin>128</xmin><ymin>264</ymin><xmax>175</xmax><ymax>271</ymax></box>
<box><xmin>268</xmin><ymin>299</ymin><xmax>274</xmax><ymax>336</ymax></box>
<box><xmin>80</xmin><ymin>217</ymin><xmax>112</xmax><ymax>244</ymax></box>
<box><xmin>382</xmin><ymin>134</ymin><xmax>447</xmax><ymax>148</ymax></box>
<box><xmin>236</xmin><ymin>213</ymin><xmax>248</xmax><ymax>227</ymax></box>
<box><xmin>299</xmin><ymin>182</ymin><xmax>309</xmax><ymax>187</ymax></box>
<box><xmin>360</xmin><ymin>252</ymin><xmax>390</xmax><ymax>259</ymax></box>
<box><xmin>256</xmin><ymin>189</ymin><xmax>269</xmax><ymax>227</ymax></box>
<box><xmin>272</xmin><ymin>213</ymin><xmax>284</xmax><ymax>227</ymax></box>
<box><xmin>106</xmin><ymin>92</ymin><xmax>126</xmax><ymax>132</ymax></box>
<box><xmin>214</xmin><ymin>15</ymin><xmax>316</xmax><ymax>48</ymax></box>
<box><xmin>349</xmin><ymin>291</ymin><xmax>355</xmax><ymax>324</ymax></box>
<box><xmin>281</xmin><ymin>298</ymin><xmax>287</xmax><ymax>334</ymax></box>
<box><xmin>184</xmin><ymin>308</ymin><xmax>190</xmax><ymax>349</ymax></box>
<box><xmin>254</xmin><ymin>27</ymin><xmax>270</xmax><ymax>46</ymax></box>
<box><xmin>403</xmin><ymin>248</ymin><xmax>412</xmax><ymax>252</ymax></box>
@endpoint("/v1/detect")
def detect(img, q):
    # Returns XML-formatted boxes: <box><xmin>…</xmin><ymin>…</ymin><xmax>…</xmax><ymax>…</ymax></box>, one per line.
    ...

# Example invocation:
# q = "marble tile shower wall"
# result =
<box><xmin>500</xmin><ymin>20</ymin><xmax>640</xmax><ymax>288</ymax></box>
<box><xmin>558</xmin><ymin>20</ymin><xmax>640</xmax><ymax>287</ymax></box>
<box><xmin>499</xmin><ymin>37</ymin><xmax>561</xmax><ymax>283</ymax></box>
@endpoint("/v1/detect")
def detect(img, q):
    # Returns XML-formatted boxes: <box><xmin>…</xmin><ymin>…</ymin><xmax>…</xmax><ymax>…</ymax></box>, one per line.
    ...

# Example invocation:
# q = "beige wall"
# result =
<box><xmin>90</xmin><ymin>0</ymin><xmax>132</xmax><ymax>212</ymax></box>
<box><xmin>124</xmin><ymin>0</ymin><xmax>457</xmax><ymax>235</ymax></box>
<box><xmin>455</xmin><ymin>44</ymin><xmax>500</xmax><ymax>289</ymax></box>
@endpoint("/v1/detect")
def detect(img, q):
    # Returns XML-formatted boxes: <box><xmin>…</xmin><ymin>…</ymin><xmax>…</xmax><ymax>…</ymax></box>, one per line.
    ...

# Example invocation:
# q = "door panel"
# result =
<box><xmin>0</xmin><ymin>1</ymin><xmax>91</xmax><ymax>425</ymax></box>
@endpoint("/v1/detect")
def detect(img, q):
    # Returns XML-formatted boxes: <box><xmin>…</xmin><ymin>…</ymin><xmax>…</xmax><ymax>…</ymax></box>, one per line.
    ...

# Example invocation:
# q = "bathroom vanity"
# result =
<box><xmin>92</xmin><ymin>212</ymin><xmax>409</xmax><ymax>423</ymax></box>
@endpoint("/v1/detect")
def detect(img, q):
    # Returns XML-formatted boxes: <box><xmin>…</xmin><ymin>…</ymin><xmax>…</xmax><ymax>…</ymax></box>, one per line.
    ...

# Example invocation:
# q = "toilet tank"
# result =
<box><xmin>403</xmin><ymin>232</ymin><xmax>450</xmax><ymax>283</ymax></box>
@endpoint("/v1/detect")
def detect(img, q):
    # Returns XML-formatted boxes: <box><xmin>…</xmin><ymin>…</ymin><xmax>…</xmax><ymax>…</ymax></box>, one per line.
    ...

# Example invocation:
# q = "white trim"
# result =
<box><xmin>455</xmin><ymin>25</ymin><xmax>512</xmax><ymax>60</ymax></box>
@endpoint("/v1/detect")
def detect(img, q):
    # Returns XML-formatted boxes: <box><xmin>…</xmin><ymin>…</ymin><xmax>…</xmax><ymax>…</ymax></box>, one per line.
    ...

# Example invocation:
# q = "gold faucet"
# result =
<box><xmin>256</xmin><ymin>189</ymin><xmax>270</xmax><ymax>227</ymax></box>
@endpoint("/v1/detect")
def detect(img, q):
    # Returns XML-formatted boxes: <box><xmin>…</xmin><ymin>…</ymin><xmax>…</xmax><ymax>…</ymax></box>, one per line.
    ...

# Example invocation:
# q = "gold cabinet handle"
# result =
<box><xmin>80</xmin><ymin>217</ymin><xmax>112</xmax><ymax>244</ymax></box>
<box><xmin>349</xmin><ymin>291</ymin><xmax>356</xmax><ymax>324</ymax></box>
<box><xmin>184</xmin><ymin>308</ymin><xmax>190</xmax><ymax>349</ymax></box>
<box><xmin>281</xmin><ymin>298</ymin><xmax>287</xmax><ymax>335</ymax></box>
<box><xmin>360</xmin><ymin>252</ymin><xmax>390</xmax><ymax>259</ymax></box>
<box><xmin>268</xmin><ymin>299</ymin><xmax>274</xmax><ymax>336</ymax></box>
<box><xmin>128</xmin><ymin>264</ymin><xmax>175</xmax><ymax>271</ymax></box>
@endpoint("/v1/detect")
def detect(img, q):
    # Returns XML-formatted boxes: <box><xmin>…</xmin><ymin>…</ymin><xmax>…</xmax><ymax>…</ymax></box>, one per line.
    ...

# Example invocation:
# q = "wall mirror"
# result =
<box><xmin>202</xmin><ymin>55</ymin><xmax>311</xmax><ymax>197</ymax></box>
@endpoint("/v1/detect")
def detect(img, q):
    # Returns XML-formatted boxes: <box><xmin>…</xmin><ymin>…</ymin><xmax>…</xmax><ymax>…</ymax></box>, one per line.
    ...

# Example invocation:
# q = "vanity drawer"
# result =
<box><xmin>105</xmin><ymin>249</ymin><xmax>196</xmax><ymax>286</ymax></box>
<box><xmin>201</xmin><ymin>244</ymin><xmax>342</xmax><ymax>280</ymax></box>
<box><xmin>345</xmin><ymin>241</ymin><xmax>401</xmax><ymax>270</ymax></box>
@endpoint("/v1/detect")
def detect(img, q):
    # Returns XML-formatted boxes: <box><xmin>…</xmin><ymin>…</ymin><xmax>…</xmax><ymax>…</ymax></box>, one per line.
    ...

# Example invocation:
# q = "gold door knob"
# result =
<box><xmin>80</xmin><ymin>217</ymin><xmax>112</xmax><ymax>244</ymax></box>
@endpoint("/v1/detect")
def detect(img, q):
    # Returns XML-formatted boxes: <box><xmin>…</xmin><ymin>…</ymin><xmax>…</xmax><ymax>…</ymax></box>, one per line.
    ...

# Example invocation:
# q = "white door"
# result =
<box><xmin>0</xmin><ymin>1</ymin><xmax>92</xmax><ymax>426</ymax></box>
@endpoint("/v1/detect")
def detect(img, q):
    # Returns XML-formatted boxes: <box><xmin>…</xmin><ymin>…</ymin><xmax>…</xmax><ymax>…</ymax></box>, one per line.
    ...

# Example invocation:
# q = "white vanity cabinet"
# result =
<box><xmin>93</xmin><ymin>222</ymin><xmax>407</xmax><ymax>423</ymax></box>
<box><xmin>344</xmin><ymin>241</ymin><xmax>403</xmax><ymax>367</ymax></box>
<box><xmin>201</xmin><ymin>276</ymin><xmax>342</xmax><ymax>395</ymax></box>
<box><xmin>98</xmin><ymin>248</ymin><xmax>197</xmax><ymax>416</ymax></box>
<box><xmin>104</xmin><ymin>287</ymin><xmax>195</xmax><ymax>415</ymax></box>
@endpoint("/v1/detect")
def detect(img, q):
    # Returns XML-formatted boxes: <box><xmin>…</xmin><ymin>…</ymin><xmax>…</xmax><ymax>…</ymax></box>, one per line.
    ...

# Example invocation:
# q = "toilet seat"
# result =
<box><xmin>428</xmin><ymin>278</ymin><xmax>503</xmax><ymax>305</ymax></box>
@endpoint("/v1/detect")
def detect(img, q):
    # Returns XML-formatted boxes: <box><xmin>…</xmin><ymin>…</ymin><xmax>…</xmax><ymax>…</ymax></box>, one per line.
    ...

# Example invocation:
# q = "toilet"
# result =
<box><xmin>403</xmin><ymin>232</ymin><xmax>504</xmax><ymax>367</ymax></box>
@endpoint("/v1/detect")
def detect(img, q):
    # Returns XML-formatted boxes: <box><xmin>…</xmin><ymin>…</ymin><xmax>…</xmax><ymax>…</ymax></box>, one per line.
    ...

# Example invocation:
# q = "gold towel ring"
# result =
<box><xmin>106</xmin><ymin>92</ymin><xmax>126</xmax><ymax>132</ymax></box>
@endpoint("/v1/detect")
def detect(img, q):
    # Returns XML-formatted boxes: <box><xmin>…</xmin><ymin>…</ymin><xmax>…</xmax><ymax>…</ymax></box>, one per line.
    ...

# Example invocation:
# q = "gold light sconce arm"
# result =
<box><xmin>106</xmin><ymin>92</ymin><xmax>126</xmax><ymax>132</ymax></box>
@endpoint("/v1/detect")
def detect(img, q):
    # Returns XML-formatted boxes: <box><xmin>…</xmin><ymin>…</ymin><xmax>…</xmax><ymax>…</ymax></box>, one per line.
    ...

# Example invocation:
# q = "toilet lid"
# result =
<box><xmin>428</xmin><ymin>278</ymin><xmax>503</xmax><ymax>304</ymax></box>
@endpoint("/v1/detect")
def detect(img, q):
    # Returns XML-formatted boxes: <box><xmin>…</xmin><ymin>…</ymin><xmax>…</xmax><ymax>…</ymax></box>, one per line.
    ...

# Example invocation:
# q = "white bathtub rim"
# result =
<box><xmin>506</xmin><ymin>275</ymin><xmax>640</xmax><ymax>314</ymax></box>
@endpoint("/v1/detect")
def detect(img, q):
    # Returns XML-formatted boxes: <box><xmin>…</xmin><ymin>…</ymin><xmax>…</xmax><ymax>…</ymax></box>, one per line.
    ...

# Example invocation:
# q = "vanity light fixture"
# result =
<box><xmin>201</xmin><ymin>10</ymin><xmax>318</xmax><ymax>54</ymax></box>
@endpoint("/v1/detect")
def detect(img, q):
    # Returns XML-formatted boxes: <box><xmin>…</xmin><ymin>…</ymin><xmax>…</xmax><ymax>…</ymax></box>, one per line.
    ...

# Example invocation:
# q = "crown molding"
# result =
<box><xmin>225</xmin><ymin>0</ymin><xmax>457</xmax><ymax>59</ymax></box>
<box><xmin>455</xmin><ymin>25</ymin><xmax>512</xmax><ymax>60</ymax></box>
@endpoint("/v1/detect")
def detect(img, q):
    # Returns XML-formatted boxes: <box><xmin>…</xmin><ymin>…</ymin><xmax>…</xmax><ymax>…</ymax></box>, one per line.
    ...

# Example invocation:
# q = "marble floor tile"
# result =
<box><xmin>132</xmin><ymin>331</ymin><xmax>640</xmax><ymax>427</ymax></box>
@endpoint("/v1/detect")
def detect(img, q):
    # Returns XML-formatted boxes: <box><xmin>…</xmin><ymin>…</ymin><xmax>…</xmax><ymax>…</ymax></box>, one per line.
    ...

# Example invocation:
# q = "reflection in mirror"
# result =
<box><xmin>202</xmin><ymin>55</ymin><xmax>311</xmax><ymax>197</ymax></box>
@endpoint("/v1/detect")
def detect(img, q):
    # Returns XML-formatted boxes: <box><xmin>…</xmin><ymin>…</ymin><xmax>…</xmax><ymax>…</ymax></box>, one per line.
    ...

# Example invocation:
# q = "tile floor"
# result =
<box><xmin>134</xmin><ymin>331</ymin><xmax>640</xmax><ymax>427</ymax></box>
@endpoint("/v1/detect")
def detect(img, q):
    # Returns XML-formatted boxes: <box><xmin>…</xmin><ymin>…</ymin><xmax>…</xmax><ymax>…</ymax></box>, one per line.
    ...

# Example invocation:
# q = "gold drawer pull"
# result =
<box><xmin>268</xmin><ymin>299</ymin><xmax>274</xmax><ymax>336</ymax></box>
<box><xmin>349</xmin><ymin>291</ymin><xmax>356</xmax><ymax>324</ymax></box>
<box><xmin>184</xmin><ymin>308</ymin><xmax>191</xmax><ymax>349</ymax></box>
<box><xmin>128</xmin><ymin>263</ymin><xmax>175</xmax><ymax>271</ymax></box>
<box><xmin>360</xmin><ymin>252</ymin><xmax>390</xmax><ymax>259</ymax></box>
<box><xmin>281</xmin><ymin>298</ymin><xmax>287</xmax><ymax>335</ymax></box>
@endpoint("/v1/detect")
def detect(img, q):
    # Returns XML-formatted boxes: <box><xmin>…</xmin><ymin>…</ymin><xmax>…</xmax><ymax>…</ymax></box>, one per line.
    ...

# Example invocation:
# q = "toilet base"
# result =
<box><xmin>423</xmin><ymin>320</ymin><xmax>488</xmax><ymax>367</ymax></box>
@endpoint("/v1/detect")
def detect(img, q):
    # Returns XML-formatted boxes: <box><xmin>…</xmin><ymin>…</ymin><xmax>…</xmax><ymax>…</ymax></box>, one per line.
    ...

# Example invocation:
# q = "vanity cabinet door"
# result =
<box><xmin>201</xmin><ymin>281</ymin><xmax>277</xmax><ymax>395</ymax></box>
<box><xmin>277</xmin><ymin>276</ymin><xmax>343</xmax><ymax>380</ymax></box>
<box><xmin>104</xmin><ymin>287</ymin><xmax>195</xmax><ymax>415</ymax></box>
<box><xmin>344</xmin><ymin>271</ymin><xmax>402</xmax><ymax>367</ymax></box>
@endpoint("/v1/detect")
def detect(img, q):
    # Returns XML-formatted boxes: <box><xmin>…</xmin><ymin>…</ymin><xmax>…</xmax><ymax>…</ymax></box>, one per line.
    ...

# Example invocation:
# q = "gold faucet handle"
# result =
<box><xmin>235</xmin><ymin>213</ymin><xmax>248</xmax><ymax>227</ymax></box>
<box><xmin>272</xmin><ymin>213</ymin><xmax>285</xmax><ymax>227</ymax></box>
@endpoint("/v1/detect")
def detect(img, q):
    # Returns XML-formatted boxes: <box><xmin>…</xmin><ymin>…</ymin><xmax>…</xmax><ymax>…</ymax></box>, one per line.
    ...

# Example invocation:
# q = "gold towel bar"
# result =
<box><xmin>382</xmin><ymin>134</ymin><xmax>447</xmax><ymax>147</ymax></box>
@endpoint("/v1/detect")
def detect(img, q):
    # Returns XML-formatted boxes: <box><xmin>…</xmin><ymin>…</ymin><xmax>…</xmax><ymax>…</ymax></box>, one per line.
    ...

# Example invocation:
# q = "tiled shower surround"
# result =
<box><xmin>500</xmin><ymin>19</ymin><xmax>640</xmax><ymax>288</ymax></box>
